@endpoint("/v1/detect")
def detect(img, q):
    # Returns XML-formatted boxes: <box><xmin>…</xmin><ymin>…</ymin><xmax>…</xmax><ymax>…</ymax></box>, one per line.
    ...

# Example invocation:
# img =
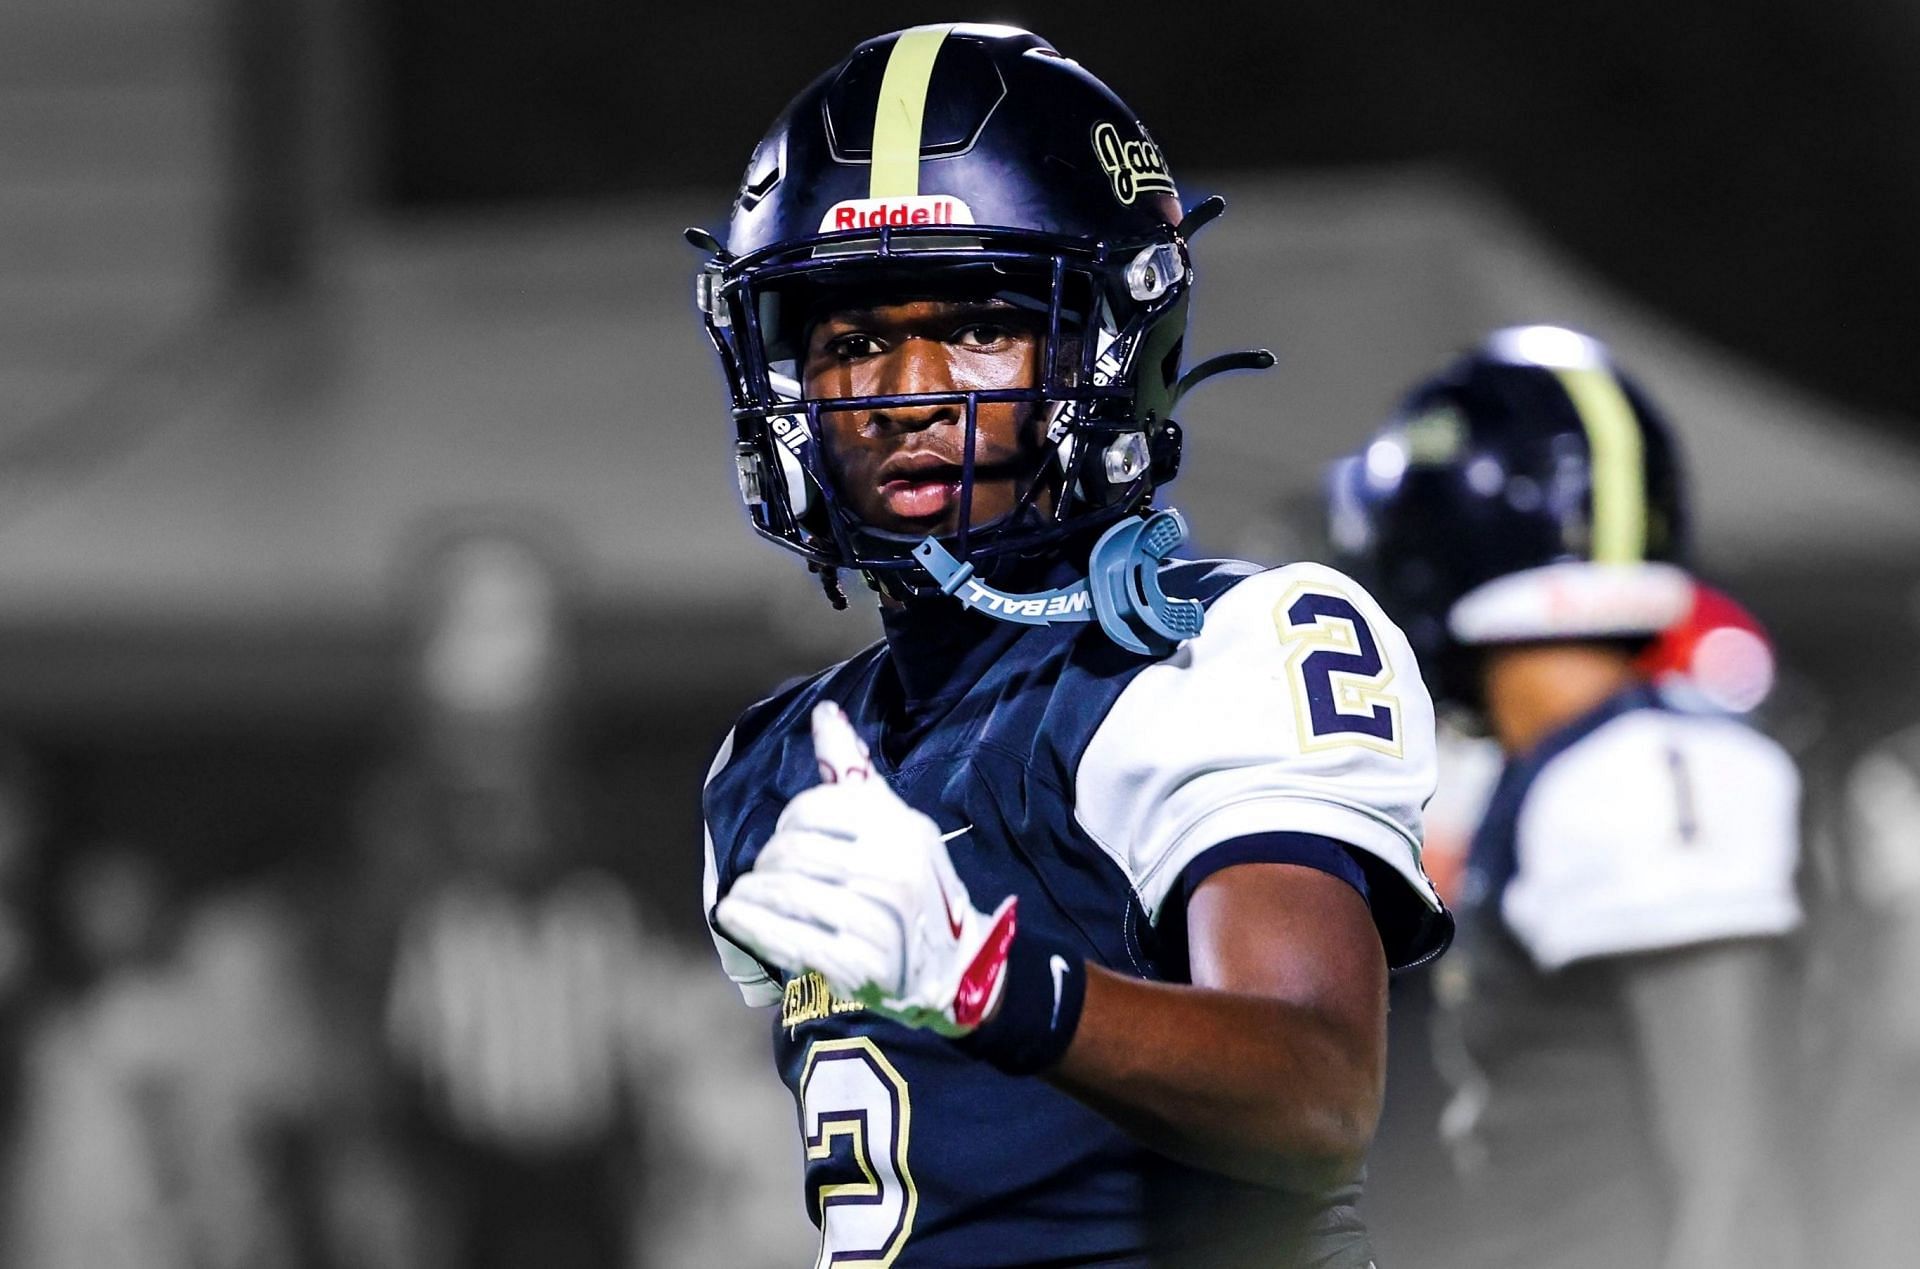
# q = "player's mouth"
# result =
<box><xmin>879</xmin><ymin>467</ymin><xmax>962</xmax><ymax>521</ymax></box>
<box><xmin>875</xmin><ymin>452</ymin><xmax>1016</xmax><ymax>524</ymax></box>
<box><xmin>875</xmin><ymin>453</ymin><xmax>990</xmax><ymax>522</ymax></box>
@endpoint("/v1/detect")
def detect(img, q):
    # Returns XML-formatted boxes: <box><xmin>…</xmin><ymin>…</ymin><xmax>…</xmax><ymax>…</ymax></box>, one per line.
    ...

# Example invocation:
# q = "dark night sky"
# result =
<box><xmin>373</xmin><ymin>0</ymin><xmax>1920</xmax><ymax>435</ymax></box>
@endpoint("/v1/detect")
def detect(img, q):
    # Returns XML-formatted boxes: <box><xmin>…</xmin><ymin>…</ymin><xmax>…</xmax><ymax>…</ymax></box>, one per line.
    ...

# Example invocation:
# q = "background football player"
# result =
<box><xmin>1330</xmin><ymin>325</ymin><xmax>1806</xmax><ymax>1269</ymax></box>
<box><xmin>692</xmin><ymin>24</ymin><xmax>1450</xmax><ymax>1268</ymax></box>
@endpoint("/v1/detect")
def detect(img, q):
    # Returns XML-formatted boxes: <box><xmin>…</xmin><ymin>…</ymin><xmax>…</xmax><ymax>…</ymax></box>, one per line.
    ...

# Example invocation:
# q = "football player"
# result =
<box><xmin>692</xmin><ymin>24</ymin><xmax>1450</xmax><ymax>1268</ymax></box>
<box><xmin>1329</xmin><ymin>325</ymin><xmax>1806</xmax><ymax>1269</ymax></box>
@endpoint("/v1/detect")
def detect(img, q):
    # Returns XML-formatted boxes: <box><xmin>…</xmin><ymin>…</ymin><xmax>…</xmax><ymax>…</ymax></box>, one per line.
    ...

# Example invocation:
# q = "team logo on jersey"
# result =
<box><xmin>782</xmin><ymin>970</ymin><xmax>866</xmax><ymax>1031</ymax></box>
<box><xmin>819</xmin><ymin>195</ymin><xmax>976</xmax><ymax>233</ymax></box>
<box><xmin>1092</xmin><ymin>121</ymin><xmax>1176</xmax><ymax>205</ymax></box>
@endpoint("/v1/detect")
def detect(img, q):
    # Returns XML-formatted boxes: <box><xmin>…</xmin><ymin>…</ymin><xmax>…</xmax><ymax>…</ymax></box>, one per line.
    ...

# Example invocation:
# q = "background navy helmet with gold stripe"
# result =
<box><xmin>691</xmin><ymin>24</ymin><xmax>1251</xmax><ymax>601</ymax></box>
<box><xmin>1328</xmin><ymin>325</ymin><xmax>1693</xmax><ymax>708</ymax></box>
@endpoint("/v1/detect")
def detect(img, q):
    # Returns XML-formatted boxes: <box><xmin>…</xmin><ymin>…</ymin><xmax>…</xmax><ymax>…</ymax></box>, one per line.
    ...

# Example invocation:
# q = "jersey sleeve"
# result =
<box><xmin>1502</xmin><ymin>711</ymin><xmax>1803</xmax><ymax>971</ymax></box>
<box><xmin>702</xmin><ymin>729</ymin><xmax>782</xmax><ymax>1007</ymax></box>
<box><xmin>1073</xmin><ymin>562</ymin><xmax>1445</xmax><ymax>964</ymax></box>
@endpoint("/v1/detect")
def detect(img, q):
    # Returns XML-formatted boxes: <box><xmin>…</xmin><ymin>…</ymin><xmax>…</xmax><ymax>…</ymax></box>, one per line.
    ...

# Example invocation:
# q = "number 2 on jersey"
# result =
<box><xmin>799</xmin><ymin>1037</ymin><xmax>917</xmax><ymax>1268</ymax></box>
<box><xmin>1274</xmin><ymin>585</ymin><xmax>1402</xmax><ymax>755</ymax></box>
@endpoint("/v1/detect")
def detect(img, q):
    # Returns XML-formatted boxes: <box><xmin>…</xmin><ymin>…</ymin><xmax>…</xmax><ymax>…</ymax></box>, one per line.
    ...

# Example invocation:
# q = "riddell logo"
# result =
<box><xmin>819</xmin><ymin>195</ymin><xmax>976</xmax><ymax>232</ymax></box>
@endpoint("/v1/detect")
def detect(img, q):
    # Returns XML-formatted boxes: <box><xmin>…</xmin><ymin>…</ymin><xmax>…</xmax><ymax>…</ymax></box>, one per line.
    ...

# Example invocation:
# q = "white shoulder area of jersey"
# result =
<box><xmin>1503</xmin><ymin>706</ymin><xmax>1803</xmax><ymax>972</ymax></box>
<box><xmin>702</xmin><ymin>728</ymin><xmax>781</xmax><ymax>1007</ymax></box>
<box><xmin>1073</xmin><ymin>560</ymin><xmax>1441</xmax><ymax>924</ymax></box>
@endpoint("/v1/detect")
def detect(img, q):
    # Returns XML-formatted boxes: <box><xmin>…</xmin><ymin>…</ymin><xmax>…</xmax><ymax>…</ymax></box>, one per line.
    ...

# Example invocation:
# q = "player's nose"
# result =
<box><xmin>869</xmin><ymin>337</ymin><xmax>960</xmax><ymax>434</ymax></box>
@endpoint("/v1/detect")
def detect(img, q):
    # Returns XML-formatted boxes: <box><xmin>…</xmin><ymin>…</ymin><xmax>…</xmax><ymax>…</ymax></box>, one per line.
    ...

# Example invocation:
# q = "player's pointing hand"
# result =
<box><xmin>715</xmin><ymin>702</ymin><xmax>1019</xmax><ymax>1035</ymax></box>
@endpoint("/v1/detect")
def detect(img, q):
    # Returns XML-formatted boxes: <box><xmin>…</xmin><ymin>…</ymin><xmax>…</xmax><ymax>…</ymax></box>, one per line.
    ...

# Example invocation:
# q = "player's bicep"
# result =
<box><xmin>1187</xmin><ymin>862</ymin><xmax>1387</xmax><ymax>1063</ymax></box>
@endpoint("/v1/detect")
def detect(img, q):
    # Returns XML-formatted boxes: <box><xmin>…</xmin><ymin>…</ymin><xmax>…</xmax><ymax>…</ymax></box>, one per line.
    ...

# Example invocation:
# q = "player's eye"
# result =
<box><xmin>951</xmin><ymin>322</ymin><xmax>1013</xmax><ymax>348</ymax></box>
<box><xmin>824</xmin><ymin>332</ymin><xmax>885</xmax><ymax>360</ymax></box>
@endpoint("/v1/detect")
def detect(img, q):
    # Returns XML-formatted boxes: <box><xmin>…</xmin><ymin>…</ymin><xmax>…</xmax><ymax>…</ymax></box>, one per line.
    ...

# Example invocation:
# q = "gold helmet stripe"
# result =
<box><xmin>1553</xmin><ymin>367</ymin><xmax>1647</xmax><ymax>563</ymax></box>
<box><xmin>868</xmin><ymin>25</ymin><xmax>954</xmax><ymax>198</ymax></box>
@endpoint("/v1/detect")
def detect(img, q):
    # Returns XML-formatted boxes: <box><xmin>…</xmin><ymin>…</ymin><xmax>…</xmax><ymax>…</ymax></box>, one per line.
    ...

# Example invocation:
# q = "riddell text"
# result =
<box><xmin>835</xmin><ymin>200</ymin><xmax>964</xmax><ymax>229</ymax></box>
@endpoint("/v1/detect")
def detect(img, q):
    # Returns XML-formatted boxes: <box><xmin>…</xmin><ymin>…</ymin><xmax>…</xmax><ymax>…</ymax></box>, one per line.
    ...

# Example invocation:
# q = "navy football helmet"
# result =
<box><xmin>1329</xmin><ymin>325</ymin><xmax>1693</xmax><ymax>707</ymax></box>
<box><xmin>690</xmin><ymin>24</ymin><xmax>1264</xmax><ymax>605</ymax></box>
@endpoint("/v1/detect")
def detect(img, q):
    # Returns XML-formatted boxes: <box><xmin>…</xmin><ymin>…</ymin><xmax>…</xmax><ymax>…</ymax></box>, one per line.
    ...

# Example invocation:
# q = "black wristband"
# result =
<box><xmin>955</xmin><ymin>930</ymin><xmax>1087</xmax><ymax>1075</ymax></box>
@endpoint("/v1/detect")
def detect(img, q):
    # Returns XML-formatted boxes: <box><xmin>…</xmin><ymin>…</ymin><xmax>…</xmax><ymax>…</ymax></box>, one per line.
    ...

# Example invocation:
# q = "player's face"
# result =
<box><xmin>803</xmin><ymin>297</ymin><xmax>1047</xmax><ymax>536</ymax></box>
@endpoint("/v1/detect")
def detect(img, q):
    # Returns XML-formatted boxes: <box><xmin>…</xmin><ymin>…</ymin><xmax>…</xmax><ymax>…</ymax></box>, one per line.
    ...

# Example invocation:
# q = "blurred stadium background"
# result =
<box><xmin>2</xmin><ymin>0</ymin><xmax>1917</xmax><ymax>1264</ymax></box>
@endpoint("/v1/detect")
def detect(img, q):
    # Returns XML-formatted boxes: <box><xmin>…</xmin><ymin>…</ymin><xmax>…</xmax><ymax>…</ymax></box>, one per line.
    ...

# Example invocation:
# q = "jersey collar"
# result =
<box><xmin>879</xmin><ymin>551</ymin><xmax>1086</xmax><ymax>711</ymax></box>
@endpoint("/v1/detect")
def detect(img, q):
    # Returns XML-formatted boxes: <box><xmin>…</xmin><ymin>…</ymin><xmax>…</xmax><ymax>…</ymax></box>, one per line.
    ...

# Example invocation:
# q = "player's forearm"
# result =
<box><xmin>1047</xmin><ymin>964</ymin><xmax>1384</xmax><ymax>1192</ymax></box>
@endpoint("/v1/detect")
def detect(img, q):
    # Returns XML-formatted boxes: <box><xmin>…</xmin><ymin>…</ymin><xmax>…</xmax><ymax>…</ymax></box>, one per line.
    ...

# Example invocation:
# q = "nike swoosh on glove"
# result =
<box><xmin>715</xmin><ymin>701</ymin><xmax>1018</xmax><ymax>1036</ymax></box>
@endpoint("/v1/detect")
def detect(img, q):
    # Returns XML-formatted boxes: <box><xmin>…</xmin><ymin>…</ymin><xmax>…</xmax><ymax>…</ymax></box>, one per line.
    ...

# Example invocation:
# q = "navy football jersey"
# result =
<box><xmin>703</xmin><ymin>560</ymin><xmax>1451</xmax><ymax>1268</ymax></box>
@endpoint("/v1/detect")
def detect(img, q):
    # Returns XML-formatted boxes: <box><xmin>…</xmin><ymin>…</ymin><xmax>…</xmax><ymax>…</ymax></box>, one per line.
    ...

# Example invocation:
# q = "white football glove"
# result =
<box><xmin>715</xmin><ymin>701</ymin><xmax>1018</xmax><ymax>1035</ymax></box>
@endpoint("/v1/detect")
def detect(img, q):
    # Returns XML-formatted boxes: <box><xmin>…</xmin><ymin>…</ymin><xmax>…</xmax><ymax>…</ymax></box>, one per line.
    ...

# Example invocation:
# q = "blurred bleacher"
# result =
<box><xmin>0</xmin><ymin>0</ymin><xmax>220</xmax><ymax>450</ymax></box>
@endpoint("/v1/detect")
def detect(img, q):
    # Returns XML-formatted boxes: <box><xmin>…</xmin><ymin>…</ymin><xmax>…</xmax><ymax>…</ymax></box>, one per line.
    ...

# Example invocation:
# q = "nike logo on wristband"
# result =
<box><xmin>1049</xmin><ymin>954</ymin><xmax>1071</xmax><ymax>1028</ymax></box>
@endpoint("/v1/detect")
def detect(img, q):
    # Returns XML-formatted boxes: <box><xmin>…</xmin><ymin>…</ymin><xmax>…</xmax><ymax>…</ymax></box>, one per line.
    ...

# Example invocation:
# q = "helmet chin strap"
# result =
<box><xmin>911</xmin><ymin>509</ymin><xmax>1203</xmax><ymax>656</ymax></box>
